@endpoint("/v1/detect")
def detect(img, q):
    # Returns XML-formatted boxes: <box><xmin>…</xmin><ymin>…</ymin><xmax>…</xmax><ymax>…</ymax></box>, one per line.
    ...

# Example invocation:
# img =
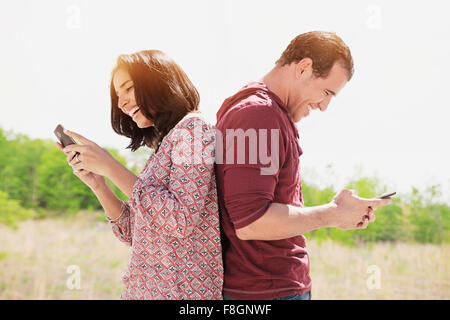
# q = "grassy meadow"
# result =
<box><xmin>0</xmin><ymin>212</ymin><xmax>448</xmax><ymax>300</ymax></box>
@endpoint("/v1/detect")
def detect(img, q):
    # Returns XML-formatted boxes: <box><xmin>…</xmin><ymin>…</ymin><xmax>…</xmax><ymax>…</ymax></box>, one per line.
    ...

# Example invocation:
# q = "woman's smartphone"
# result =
<box><xmin>54</xmin><ymin>124</ymin><xmax>76</xmax><ymax>148</ymax></box>
<box><xmin>378</xmin><ymin>192</ymin><xmax>396</xmax><ymax>199</ymax></box>
<box><xmin>54</xmin><ymin>124</ymin><xmax>79</xmax><ymax>163</ymax></box>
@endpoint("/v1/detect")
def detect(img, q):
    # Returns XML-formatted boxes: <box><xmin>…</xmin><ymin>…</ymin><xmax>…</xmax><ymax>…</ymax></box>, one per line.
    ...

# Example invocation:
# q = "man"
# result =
<box><xmin>214</xmin><ymin>31</ymin><xmax>392</xmax><ymax>300</ymax></box>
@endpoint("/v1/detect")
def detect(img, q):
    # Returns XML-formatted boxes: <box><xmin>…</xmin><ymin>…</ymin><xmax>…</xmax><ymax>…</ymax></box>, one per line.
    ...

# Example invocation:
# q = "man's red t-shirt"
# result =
<box><xmin>215</xmin><ymin>81</ymin><xmax>312</xmax><ymax>299</ymax></box>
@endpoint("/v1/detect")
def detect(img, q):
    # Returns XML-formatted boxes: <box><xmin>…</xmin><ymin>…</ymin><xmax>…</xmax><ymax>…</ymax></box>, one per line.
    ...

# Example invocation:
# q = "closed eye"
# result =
<box><xmin>324</xmin><ymin>89</ymin><xmax>336</xmax><ymax>97</ymax></box>
<box><xmin>115</xmin><ymin>85</ymin><xmax>133</xmax><ymax>97</ymax></box>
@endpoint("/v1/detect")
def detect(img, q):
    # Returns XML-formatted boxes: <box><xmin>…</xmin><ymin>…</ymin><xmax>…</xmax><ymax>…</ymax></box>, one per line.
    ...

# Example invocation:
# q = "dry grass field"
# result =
<box><xmin>0</xmin><ymin>212</ymin><xmax>448</xmax><ymax>300</ymax></box>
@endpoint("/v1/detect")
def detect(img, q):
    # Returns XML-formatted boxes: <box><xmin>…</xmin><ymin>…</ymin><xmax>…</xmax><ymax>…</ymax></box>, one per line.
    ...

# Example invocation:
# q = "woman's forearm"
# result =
<box><xmin>92</xmin><ymin>181</ymin><xmax>124</xmax><ymax>221</ymax></box>
<box><xmin>106</xmin><ymin>158</ymin><xmax>139</xmax><ymax>198</ymax></box>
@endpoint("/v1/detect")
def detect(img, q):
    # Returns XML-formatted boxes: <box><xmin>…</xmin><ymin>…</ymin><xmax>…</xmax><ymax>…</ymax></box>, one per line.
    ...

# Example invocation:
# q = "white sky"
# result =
<box><xmin>1</xmin><ymin>0</ymin><xmax>449</xmax><ymax>203</ymax></box>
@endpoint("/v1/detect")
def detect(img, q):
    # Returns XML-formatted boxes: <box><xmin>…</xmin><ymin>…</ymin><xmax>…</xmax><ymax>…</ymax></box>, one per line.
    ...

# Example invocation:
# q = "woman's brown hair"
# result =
<box><xmin>110</xmin><ymin>50</ymin><xmax>200</xmax><ymax>151</ymax></box>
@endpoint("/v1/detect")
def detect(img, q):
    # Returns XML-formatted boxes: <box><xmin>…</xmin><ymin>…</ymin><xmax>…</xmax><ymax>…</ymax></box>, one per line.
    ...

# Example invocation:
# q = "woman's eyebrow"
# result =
<box><xmin>115</xmin><ymin>80</ymin><xmax>133</xmax><ymax>95</ymax></box>
<box><xmin>119</xmin><ymin>80</ymin><xmax>132</xmax><ymax>89</ymax></box>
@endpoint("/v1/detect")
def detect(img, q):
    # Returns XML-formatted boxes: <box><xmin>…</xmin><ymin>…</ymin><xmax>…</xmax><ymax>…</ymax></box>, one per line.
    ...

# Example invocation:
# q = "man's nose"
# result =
<box><xmin>318</xmin><ymin>96</ymin><xmax>332</xmax><ymax>111</ymax></box>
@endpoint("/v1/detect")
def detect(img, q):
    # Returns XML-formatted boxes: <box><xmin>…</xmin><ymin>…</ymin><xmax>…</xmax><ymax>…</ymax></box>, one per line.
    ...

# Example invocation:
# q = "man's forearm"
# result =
<box><xmin>236</xmin><ymin>202</ymin><xmax>338</xmax><ymax>241</ymax></box>
<box><xmin>106</xmin><ymin>158</ymin><xmax>139</xmax><ymax>198</ymax></box>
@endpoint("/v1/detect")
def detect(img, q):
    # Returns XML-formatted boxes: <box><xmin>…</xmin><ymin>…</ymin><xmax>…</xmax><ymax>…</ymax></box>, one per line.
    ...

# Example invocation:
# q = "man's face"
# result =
<box><xmin>288</xmin><ymin>59</ymin><xmax>349</xmax><ymax>122</ymax></box>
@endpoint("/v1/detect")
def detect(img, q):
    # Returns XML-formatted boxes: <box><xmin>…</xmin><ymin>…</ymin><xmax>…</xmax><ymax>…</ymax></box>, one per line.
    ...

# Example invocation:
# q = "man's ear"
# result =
<box><xmin>295</xmin><ymin>58</ymin><xmax>313</xmax><ymax>80</ymax></box>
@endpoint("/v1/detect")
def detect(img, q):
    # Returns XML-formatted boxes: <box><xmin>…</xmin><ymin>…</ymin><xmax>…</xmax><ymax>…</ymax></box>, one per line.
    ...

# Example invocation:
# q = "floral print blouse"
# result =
<box><xmin>110</xmin><ymin>113</ymin><xmax>223</xmax><ymax>300</ymax></box>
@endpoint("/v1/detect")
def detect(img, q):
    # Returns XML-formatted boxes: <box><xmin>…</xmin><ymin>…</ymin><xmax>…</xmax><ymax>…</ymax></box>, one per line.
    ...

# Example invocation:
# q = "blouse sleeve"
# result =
<box><xmin>109</xmin><ymin>198</ymin><xmax>136</xmax><ymax>247</ymax></box>
<box><xmin>129</xmin><ymin>117</ymin><xmax>215</xmax><ymax>239</ymax></box>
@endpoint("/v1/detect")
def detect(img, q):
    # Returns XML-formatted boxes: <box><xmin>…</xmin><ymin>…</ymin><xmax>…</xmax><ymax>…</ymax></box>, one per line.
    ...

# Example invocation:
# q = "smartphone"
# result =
<box><xmin>54</xmin><ymin>124</ymin><xmax>80</xmax><ymax>164</ymax></box>
<box><xmin>378</xmin><ymin>192</ymin><xmax>396</xmax><ymax>199</ymax></box>
<box><xmin>54</xmin><ymin>124</ymin><xmax>76</xmax><ymax>148</ymax></box>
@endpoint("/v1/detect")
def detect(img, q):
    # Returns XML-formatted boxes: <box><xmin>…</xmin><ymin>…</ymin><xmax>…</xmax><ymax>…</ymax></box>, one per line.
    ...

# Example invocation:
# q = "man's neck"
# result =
<box><xmin>261</xmin><ymin>66</ymin><xmax>290</xmax><ymax>109</ymax></box>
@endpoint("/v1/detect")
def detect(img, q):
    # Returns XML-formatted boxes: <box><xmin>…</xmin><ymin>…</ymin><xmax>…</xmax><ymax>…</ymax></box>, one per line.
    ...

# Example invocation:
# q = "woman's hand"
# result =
<box><xmin>61</xmin><ymin>129</ymin><xmax>117</xmax><ymax>178</ymax></box>
<box><xmin>55</xmin><ymin>141</ymin><xmax>106</xmax><ymax>191</ymax></box>
<box><xmin>59</xmin><ymin>129</ymin><xmax>139</xmax><ymax>198</ymax></box>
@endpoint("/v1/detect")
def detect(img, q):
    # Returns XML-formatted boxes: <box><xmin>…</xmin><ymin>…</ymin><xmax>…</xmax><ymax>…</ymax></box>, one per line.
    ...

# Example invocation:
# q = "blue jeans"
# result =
<box><xmin>223</xmin><ymin>291</ymin><xmax>311</xmax><ymax>300</ymax></box>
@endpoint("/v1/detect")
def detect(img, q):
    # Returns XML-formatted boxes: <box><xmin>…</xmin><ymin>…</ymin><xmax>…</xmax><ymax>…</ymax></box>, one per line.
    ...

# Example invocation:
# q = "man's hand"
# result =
<box><xmin>330</xmin><ymin>189</ymin><xmax>392</xmax><ymax>230</ymax></box>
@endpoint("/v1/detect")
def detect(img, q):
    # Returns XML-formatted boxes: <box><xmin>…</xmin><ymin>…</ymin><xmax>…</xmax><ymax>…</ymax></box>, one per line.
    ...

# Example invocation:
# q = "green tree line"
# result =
<box><xmin>303</xmin><ymin>179</ymin><xmax>449</xmax><ymax>245</ymax></box>
<box><xmin>0</xmin><ymin>127</ymin><xmax>449</xmax><ymax>244</ymax></box>
<box><xmin>0</xmin><ymin>127</ymin><xmax>132</xmax><ymax>227</ymax></box>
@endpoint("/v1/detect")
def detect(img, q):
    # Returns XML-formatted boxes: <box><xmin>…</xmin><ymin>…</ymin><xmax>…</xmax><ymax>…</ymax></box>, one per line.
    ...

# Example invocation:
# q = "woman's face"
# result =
<box><xmin>113</xmin><ymin>68</ymin><xmax>154</xmax><ymax>128</ymax></box>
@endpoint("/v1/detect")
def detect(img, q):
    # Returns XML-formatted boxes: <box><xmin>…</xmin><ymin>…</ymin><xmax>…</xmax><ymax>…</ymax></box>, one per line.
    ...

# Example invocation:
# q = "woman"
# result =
<box><xmin>56</xmin><ymin>50</ymin><xmax>223</xmax><ymax>300</ymax></box>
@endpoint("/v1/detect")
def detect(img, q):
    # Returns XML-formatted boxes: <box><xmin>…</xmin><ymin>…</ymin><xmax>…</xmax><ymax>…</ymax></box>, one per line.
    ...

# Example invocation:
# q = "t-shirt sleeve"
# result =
<box><xmin>219</xmin><ymin>104</ymin><xmax>287</xmax><ymax>229</ymax></box>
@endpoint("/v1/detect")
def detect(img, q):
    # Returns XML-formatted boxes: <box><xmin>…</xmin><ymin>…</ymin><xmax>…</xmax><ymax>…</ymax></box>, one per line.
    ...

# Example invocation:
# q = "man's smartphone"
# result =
<box><xmin>54</xmin><ymin>124</ymin><xmax>76</xmax><ymax>148</ymax></box>
<box><xmin>378</xmin><ymin>192</ymin><xmax>396</xmax><ymax>199</ymax></box>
